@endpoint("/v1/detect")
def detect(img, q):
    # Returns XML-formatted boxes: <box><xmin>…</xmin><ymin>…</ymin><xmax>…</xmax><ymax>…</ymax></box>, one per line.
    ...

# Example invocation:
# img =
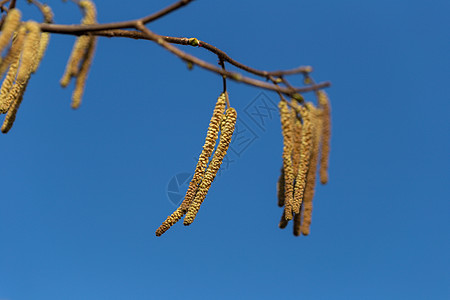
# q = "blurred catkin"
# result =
<box><xmin>0</xmin><ymin>25</ymin><xmax>26</xmax><ymax>114</ymax></box>
<box><xmin>0</xmin><ymin>9</ymin><xmax>21</xmax><ymax>55</ymax></box>
<box><xmin>300</xmin><ymin>104</ymin><xmax>322</xmax><ymax>235</ymax></box>
<box><xmin>317</xmin><ymin>90</ymin><xmax>331</xmax><ymax>184</ymax></box>
<box><xmin>293</xmin><ymin>211</ymin><xmax>302</xmax><ymax>236</ymax></box>
<box><xmin>60</xmin><ymin>0</ymin><xmax>97</xmax><ymax>109</ymax></box>
<box><xmin>292</xmin><ymin>104</ymin><xmax>313</xmax><ymax>214</ymax></box>
<box><xmin>277</xmin><ymin>167</ymin><xmax>285</xmax><ymax>207</ymax></box>
<box><xmin>184</xmin><ymin>107</ymin><xmax>237</xmax><ymax>225</ymax></box>
<box><xmin>1</xmin><ymin>22</ymin><xmax>41</xmax><ymax>133</ymax></box>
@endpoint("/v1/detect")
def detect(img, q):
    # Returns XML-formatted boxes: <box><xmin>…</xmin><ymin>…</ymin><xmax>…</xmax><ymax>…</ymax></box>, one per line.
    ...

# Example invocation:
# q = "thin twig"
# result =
<box><xmin>135</xmin><ymin>22</ymin><xmax>330</xmax><ymax>96</ymax></box>
<box><xmin>39</xmin><ymin>0</ymin><xmax>193</xmax><ymax>33</ymax></box>
<box><xmin>77</xmin><ymin>29</ymin><xmax>314</xmax><ymax>79</ymax></box>
<box><xmin>218</xmin><ymin>58</ymin><xmax>227</xmax><ymax>93</ymax></box>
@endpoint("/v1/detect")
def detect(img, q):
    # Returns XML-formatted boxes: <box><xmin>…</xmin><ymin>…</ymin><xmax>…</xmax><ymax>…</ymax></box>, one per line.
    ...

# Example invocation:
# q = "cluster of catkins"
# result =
<box><xmin>277</xmin><ymin>91</ymin><xmax>331</xmax><ymax>236</ymax></box>
<box><xmin>0</xmin><ymin>1</ymin><xmax>97</xmax><ymax>133</ymax></box>
<box><xmin>156</xmin><ymin>92</ymin><xmax>237</xmax><ymax>236</ymax></box>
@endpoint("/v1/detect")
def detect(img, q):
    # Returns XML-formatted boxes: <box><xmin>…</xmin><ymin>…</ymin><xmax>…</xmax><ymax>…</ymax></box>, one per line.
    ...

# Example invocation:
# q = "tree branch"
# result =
<box><xmin>134</xmin><ymin>22</ymin><xmax>330</xmax><ymax>96</ymax></box>
<box><xmin>39</xmin><ymin>0</ymin><xmax>193</xmax><ymax>34</ymax></box>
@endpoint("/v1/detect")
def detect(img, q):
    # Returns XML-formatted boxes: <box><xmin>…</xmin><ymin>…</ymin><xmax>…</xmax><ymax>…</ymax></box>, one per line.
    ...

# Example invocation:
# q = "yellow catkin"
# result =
<box><xmin>180</xmin><ymin>93</ymin><xmax>226</xmax><ymax>212</ymax></box>
<box><xmin>293</xmin><ymin>211</ymin><xmax>302</xmax><ymax>236</ymax></box>
<box><xmin>317</xmin><ymin>90</ymin><xmax>331</xmax><ymax>184</ymax></box>
<box><xmin>279</xmin><ymin>100</ymin><xmax>295</xmax><ymax>220</ymax></box>
<box><xmin>60</xmin><ymin>0</ymin><xmax>97</xmax><ymax>88</ymax></box>
<box><xmin>292</xmin><ymin>104</ymin><xmax>313</xmax><ymax>214</ymax></box>
<box><xmin>32</xmin><ymin>32</ymin><xmax>50</xmax><ymax>73</ymax></box>
<box><xmin>41</xmin><ymin>5</ymin><xmax>54</xmax><ymax>23</ymax></box>
<box><xmin>279</xmin><ymin>211</ymin><xmax>289</xmax><ymax>229</ymax></box>
<box><xmin>291</xmin><ymin>101</ymin><xmax>303</xmax><ymax>175</ymax></box>
<box><xmin>300</xmin><ymin>104</ymin><xmax>322</xmax><ymax>235</ymax></box>
<box><xmin>277</xmin><ymin>166</ymin><xmax>285</xmax><ymax>207</ymax></box>
<box><xmin>71</xmin><ymin>37</ymin><xmax>96</xmax><ymax>109</ymax></box>
<box><xmin>184</xmin><ymin>107</ymin><xmax>237</xmax><ymax>225</ymax></box>
<box><xmin>0</xmin><ymin>8</ymin><xmax>21</xmax><ymax>55</ymax></box>
<box><xmin>1</xmin><ymin>22</ymin><xmax>40</xmax><ymax>133</ymax></box>
<box><xmin>155</xmin><ymin>207</ymin><xmax>185</xmax><ymax>236</ymax></box>
<box><xmin>0</xmin><ymin>78</ymin><xmax>28</xmax><ymax>133</ymax></box>
<box><xmin>0</xmin><ymin>25</ymin><xmax>26</xmax><ymax>114</ymax></box>
<box><xmin>155</xmin><ymin>94</ymin><xmax>227</xmax><ymax>235</ymax></box>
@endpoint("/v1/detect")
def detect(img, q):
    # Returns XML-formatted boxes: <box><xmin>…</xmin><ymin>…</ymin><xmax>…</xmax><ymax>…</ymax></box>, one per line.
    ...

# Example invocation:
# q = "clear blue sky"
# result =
<box><xmin>1</xmin><ymin>0</ymin><xmax>449</xmax><ymax>299</ymax></box>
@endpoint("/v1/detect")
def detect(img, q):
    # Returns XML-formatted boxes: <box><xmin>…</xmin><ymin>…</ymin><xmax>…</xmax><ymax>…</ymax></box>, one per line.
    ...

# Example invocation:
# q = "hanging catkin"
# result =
<box><xmin>292</xmin><ymin>104</ymin><xmax>313</xmax><ymax>215</ymax></box>
<box><xmin>0</xmin><ymin>25</ymin><xmax>26</xmax><ymax>114</ymax></box>
<box><xmin>291</xmin><ymin>101</ymin><xmax>303</xmax><ymax>176</ymax></box>
<box><xmin>293</xmin><ymin>210</ymin><xmax>302</xmax><ymax>236</ymax></box>
<box><xmin>1</xmin><ymin>22</ymin><xmax>41</xmax><ymax>133</ymax></box>
<box><xmin>277</xmin><ymin>166</ymin><xmax>285</xmax><ymax>207</ymax></box>
<box><xmin>317</xmin><ymin>90</ymin><xmax>331</xmax><ymax>184</ymax></box>
<box><xmin>60</xmin><ymin>0</ymin><xmax>97</xmax><ymax>109</ymax></box>
<box><xmin>0</xmin><ymin>9</ymin><xmax>21</xmax><ymax>56</ymax></box>
<box><xmin>300</xmin><ymin>104</ymin><xmax>322</xmax><ymax>235</ymax></box>
<box><xmin>155</xmin><ymin>93</ymin><xmax>227</xmax><ymax>235</ymax></box>
<box><xmin>279</xmin><ymin>100</ymin><xmax>295</xmax><ymax>220</ymax></box>
<box><xmin>181</xmin><ymin>93</ymin><xmax>226</xmax><ymax>212</ymax></box>
<box><xmin>184</xmin><ymin>107</ymin><xmax>237</xmax><ymax>225</ymax></box>
<box><xmin>155</xmin><ymin>207</ymin><xmax>185</xmax><ymax>236</ymax></box>
<box><xmin>279</xmin><ymin>210</ymin><xmax>289</xmax><ymax>229</ymax></box>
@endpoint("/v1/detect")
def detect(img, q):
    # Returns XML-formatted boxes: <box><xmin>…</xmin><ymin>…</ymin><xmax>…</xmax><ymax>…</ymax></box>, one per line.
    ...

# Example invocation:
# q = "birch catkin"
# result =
<box><xmin>300</xmin><ymin>104</ymin><xmax>322</xmax><ymax>235</ymax></box>
<box><xmin>279</xmin><ymin>100</ymin><xmax>295</xmax><ymax>220</ymax></box>
<box><xmin>317</xmin><ymin>90</ymin><xmax>331</xmax><ymax>184</ymax></box>
<box><xmin>184</xmin><ymin>107</ymin><xmax>237</xmax><ymax>225</ymax></box>
<box><xmin>292</xmin><ymin>104</ymin><xmax>313</xmax><ymax>215</ymax></box>
<box><xmin>180</xmin><ymin>93</ymin><xmax>226</xmax><ymax>212</ymax></box>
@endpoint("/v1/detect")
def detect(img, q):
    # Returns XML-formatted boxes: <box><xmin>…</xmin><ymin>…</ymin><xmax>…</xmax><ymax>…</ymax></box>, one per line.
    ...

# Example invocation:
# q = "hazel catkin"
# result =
<box><xmin>300</xmin><ymin>104</ymin><xmax>322</xmax><ymax>235</ymax></box>
<box><xmin>279</xmin><ymin>100</ymin><xmax>295</xmax><ymax>220</ymax></box>
<box><xmin>180</xmin><ymin>93</ymin><xmax>226</xmax><ymax>212</ymax></box>
<box><xmin>292</xmin><ymin>104</ymin><xmax>313</xmax><ymax>215</ymax></box>
<box><xmin>1</xmin><ymin>22</ymin><xmax>41</xmax><ymax>133</ymax></box>
<box><xmin>0</xmin><ymin>9</ymin><xmax>21</xmax><ymax>55</ymax></box>
<box><xmin>155</xmin><ymin>207</ymin><xmax>185</xmax><ymax>236</ymax></box>
<box><xmin>60</xmin><ymin>0</ymin><xmax>97</xmax><ymax>109</ymax></box>
<box><xmin>317</xmin><ymin>90</ymin><xmax>331</xmax><ymax>184</ymax></box>
<box><xmin>0</xmin><ymin>25</ymin><xmax>26</xmax><ymax>114</ymax></box>
<box><xmin>184</xmin><ymin>107</ymin><xmax>237</xmax><ymax>225</ymax></box>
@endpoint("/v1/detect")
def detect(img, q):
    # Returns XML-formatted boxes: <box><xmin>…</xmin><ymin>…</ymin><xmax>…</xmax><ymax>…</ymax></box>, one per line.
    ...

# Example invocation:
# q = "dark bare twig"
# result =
<box><xmin>134</xmin><ymin>22</ymin><xmax>330</xmax><ymax>97</ymax></box>
<box><xmin>76</xmin><ymin>29</ymin><xmax>315</xmax><ymax>81</ymax></box>
<box><xmin>219</xmin><ymin>58</ymin><xmax>227</xmax><ymax>94</ymax></box>
<box><xmin>39</xmin><ymin>0</ymin><xmax>193</xmax><ymax>33</ymax></box>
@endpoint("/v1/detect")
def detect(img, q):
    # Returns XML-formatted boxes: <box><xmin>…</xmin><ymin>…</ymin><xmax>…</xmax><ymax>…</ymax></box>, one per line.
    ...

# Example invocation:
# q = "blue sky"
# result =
<box><xmin>1</xmin><ymin>0</ymin><xmax>449</xmax><ymax>299</ymax></box>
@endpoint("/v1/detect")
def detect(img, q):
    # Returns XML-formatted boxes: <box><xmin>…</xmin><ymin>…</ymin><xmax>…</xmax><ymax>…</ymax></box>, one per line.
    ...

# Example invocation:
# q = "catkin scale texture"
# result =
<box><xmin>180</xmin><ymin>93</ymin><xmax>226</xmax><ymax>211</ymax></box>
<box><xmin>279</xmin><ymin>101</ymin><xmax>295</xmax><ymax>220</ymax></box>
<box><xmin>1</xmin><ymin>22</ymin><xmax>41</xmax><ymax>133</ymax></box>
<box><xmin>300</xmin><ymin>105</ymin><xmax>322</xmax><ymax>235</ymax></box>
<box><xmin>155</xmin><ymin>207</ymin><xmax>185</xmax><ymax>236</ymax></box>
<box><xmin>292</xmin><ymin>105</ymin><xmax>313</xmax><ymax>215</ymax></box>
<box><xmin>317</xmin><ymin>91</ymin><xmax>331</xmax><ymax>184</ymax></box>
<box><xmin>184</xmin><ymin>107</ymin><xmax>237</xmax><ymax>225</ymax></box>
<box><xmin>0</xmin><ymin>26</ymin><xmax>26</xmax><ymax>114</ymax></box>
<box><xmin>0</xmin><ymin>9</ymin><xmax>21</xmax><ymax>55</ymax></box>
